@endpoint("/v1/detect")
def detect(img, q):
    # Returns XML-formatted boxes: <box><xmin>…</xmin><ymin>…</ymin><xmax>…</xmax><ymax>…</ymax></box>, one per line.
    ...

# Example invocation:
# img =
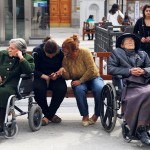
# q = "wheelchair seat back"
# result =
<box><xmin>16</xmin><ymin>73</ymin><xmax>34</xmax><ymax>99</ymax></box>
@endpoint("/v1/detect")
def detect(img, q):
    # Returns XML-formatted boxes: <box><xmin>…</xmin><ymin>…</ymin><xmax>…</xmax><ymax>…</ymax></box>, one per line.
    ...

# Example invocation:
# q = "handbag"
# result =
<box><xmin>117</xmin><ymin>11</ymin><xmax>123</xmax><ymax>25</ymax></box>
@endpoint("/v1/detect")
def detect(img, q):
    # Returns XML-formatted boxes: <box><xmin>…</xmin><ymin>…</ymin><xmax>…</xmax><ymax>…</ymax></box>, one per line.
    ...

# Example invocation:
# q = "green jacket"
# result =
<box><xmin>0</xmin><ymin>50</ymin><xmax>35</xmax><ymax>108</ymax></box>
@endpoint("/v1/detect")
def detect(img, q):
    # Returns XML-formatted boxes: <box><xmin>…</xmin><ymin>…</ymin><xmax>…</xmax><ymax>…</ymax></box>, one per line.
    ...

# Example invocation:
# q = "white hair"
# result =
<box><xmin>9</xmin><ymin>38</ymin><xmax>27</xmax><ymax>52</ymax></box>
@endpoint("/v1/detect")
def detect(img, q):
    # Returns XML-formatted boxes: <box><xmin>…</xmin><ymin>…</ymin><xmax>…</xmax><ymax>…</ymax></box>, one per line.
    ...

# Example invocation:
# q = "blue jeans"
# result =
<box><xmin>73</xmin><ymin>77</ymin><xmax>104</xmax><ymax>116</ymax></box>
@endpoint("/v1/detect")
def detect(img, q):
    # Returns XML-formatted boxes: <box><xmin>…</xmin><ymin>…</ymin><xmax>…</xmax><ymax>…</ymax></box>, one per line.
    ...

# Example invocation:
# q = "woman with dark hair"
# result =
<box><xmin>107</xmin><ymin>3</ymin><xmax>124</xmax><ymax>26</ymax></box>
<box><xmin>0</xmin><ymin>38</ymin><xmax>34</xmax><ymax>132</ymax></box>
<box><xmin>32</xmin><ymin>39</ymin><xmax>67</xmax><ymax>126</ymax></box>
<box><xmin>133</xmin><ymin>4</ymin><xmax>150</xmax><ymax>57</ymax></box>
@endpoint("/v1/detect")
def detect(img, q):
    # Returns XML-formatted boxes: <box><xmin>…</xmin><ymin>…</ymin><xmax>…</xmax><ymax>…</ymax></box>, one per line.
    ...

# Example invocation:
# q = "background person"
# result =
<box><xmin>107</xmin><ymin>3</ymin><xmax>124</xmax><ymax>30</ymax></box>
<box><xmin>122</xmin><ymin>13</ymin><xmax>132</xmax><ymax>25</ymax></box>
<box><xmin>32</xmin><ymin>39</ymin><xmax>67</xmax><ymax>126</ymax></box>
<box><xmin>108</xmin><ymin>33</ymin><xmax>150</xmax><ymax>146</ymax></box>
<box><xmin>59</xmin><ymin>34</ymin><xmax>104</xmax><ymax>127</ymax></box>
<box><xmin>37</xmin><ymin>10</ymin><xmax>40</xmax><ymax>23</ymax></box>
<box><xmin>0</xmin><ymin>38</ymin><xmax>34</xmax><ymax>132</ymax></box>
<box><xmin>133</xmin><ymin>4</ymin><xmax>150</xmax><ymax>57</ymax></box>
<box><xmin>86</xmin><ymin>15</ymin><xmax>95</xmax><ymax>40</ymax></box>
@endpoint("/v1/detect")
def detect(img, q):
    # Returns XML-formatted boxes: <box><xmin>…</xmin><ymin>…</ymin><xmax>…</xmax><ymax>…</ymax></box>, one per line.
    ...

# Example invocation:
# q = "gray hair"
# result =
<box><xmin>9</xmin><ymin>38</ymin><xmax>27</xmax><ymax>52</ymax></box>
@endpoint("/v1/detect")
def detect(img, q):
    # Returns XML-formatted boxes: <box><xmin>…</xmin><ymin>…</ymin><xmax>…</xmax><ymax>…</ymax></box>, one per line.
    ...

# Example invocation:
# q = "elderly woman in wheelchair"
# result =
<box><xmin>100</xmin><ymin>33</ymin><xmax>150</xmax><ymax>146</ymax></box>
<box><xmin>0</xmin><ymin>38</ymin><xmax>42</xmax><ymax>138</ymax></box>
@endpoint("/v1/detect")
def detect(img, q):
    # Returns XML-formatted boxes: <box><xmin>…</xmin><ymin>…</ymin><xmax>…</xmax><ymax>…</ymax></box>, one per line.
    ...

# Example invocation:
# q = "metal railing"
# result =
<box><xmin>94</xmin><ymin>25</ymin><xmax>134</xmax><ymax>52</ymax></box>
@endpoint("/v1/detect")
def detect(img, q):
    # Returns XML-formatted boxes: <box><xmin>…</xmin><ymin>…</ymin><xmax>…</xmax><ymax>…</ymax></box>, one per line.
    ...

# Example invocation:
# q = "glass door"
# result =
<box><xmin>31</xmin><ymin>0</ymin><xmax>50</xmax><ymax>38</ymax></box>
<box><xmin>5</xmin><ymin>0</ymin><xmax>25</xmax><ymax>41</ymax></box>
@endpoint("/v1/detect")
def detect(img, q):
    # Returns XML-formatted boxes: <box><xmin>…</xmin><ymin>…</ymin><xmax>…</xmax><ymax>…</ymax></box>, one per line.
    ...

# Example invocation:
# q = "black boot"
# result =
<box><xmin>87</xmin><ymin>34</ymin><xmax>90</xmax><ymax>40</ymax></box>
<box><xmin>0</xmin><ymin>108</ymin><xmax>6</xmax><ymax>132</ymax></box>
<box><xmin>91</xmin><ymin>34</ymin><xmax>94</xmax><ymax>40</ymax></box>
<box><xmin>136</xmin><ymin>126</ymin><xmax>150</xmax><ymax>145</ymax></box>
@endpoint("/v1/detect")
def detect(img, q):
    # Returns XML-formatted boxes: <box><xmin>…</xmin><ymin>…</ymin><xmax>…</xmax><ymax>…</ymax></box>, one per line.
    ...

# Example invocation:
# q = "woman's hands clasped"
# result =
<box><xmin>130</xmin><ymin>67</ymin><xmax>145</xmax><ymax>76</ymax></box>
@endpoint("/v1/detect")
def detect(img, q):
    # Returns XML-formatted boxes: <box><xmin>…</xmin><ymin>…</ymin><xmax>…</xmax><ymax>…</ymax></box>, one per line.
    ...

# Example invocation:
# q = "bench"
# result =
<box><xmin>27</xmin><ymin>51</ymin><xmax>111</xmax><ymax>98</ymax></box>
<box><xmin>82</xmin><ymin>22</ymin><xmax>103</xmax><ymax>41</ymax></box>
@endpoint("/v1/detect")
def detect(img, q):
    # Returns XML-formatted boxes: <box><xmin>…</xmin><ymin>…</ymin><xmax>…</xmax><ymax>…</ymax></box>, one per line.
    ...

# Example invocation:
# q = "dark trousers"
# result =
<box><xmin>33</xmin><ymin>77</ymin><xmax>67</xmax><ymax>120</ymax></box>
<box><xmin>0</xmin><ymin>107</ymin><xmax>5</xmax><ymax>126</ymax></box>
<box><xmin>87</xmin><ymin>33</ymin><xmax>94</xmax><ymax>40</ymax></box>
<box><xmin>86</xmin><ymin>29</ymin><xmax>94</xmax><ymax>40</ymax></box>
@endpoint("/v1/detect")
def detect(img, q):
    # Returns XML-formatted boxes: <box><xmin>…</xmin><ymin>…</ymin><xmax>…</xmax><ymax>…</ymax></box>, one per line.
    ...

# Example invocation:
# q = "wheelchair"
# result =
<box><xmin>0</xmin><ymin>74</ymin><xmax>42</xmax><ymax>138</ymax></box>
<box><xmin>100</xmin><ymin>75</ymin><xmax>141</xmax><ymax>143</ymax></box>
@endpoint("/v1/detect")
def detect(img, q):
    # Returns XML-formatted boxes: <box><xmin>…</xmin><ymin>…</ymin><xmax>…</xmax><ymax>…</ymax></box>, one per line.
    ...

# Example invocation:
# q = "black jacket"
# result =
<box><xmin>133</xmin><ymin>17</ymin><xmax>150</xmax><ymax>56</ymax></box>
<box><xmin>133</xmin><ymin>17</ymin><xmax>150</xmax><ymax>38</ymax></box>
<box><xmin>32</xmin><ymin>44</ymin><xmax>64</xmax><ymax>78</ymax></box>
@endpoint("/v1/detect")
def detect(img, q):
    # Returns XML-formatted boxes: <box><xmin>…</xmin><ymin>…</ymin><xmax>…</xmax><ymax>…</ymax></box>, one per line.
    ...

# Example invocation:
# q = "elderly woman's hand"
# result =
<box><xmin>16</xmin><ymin>51</ymin><xmax>24</xmax><ymax>61</ymax></box>
<box><xmin>130</xmin><ymin>67</ymin><xmax>145</xmax><ymax>76</ymax></box>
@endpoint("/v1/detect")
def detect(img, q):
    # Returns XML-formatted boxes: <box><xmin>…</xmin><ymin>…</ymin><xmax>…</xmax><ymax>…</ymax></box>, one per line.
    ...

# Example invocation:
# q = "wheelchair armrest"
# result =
<box><xmin>112</xmin><ymin>75</ymin><xmax>124</xmax><ymax>96</ymax></box>
<box><xmin>112</xmin><ymin>75</ymin><xmax>123</xmax><ymax>79</ymax></box>
<box><xmin>20</xmin><ymin>73</ymin><xmax>34</xmax><ymax>78</ymax></box>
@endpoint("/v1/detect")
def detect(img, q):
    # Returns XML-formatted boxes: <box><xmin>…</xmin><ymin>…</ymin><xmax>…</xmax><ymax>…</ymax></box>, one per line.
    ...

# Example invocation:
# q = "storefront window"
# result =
<box><xmin>16</xmin><ymin>0</ymin><xmax>25</xmax><ymax>38</ymax></box>
<box><xmin>31</xmin><ymin>0</ymin><xmax>50</xmax><ymax>37</ymax></box>
<box><xmin>5</xmin><ymin>0</ymin><xmax>13</xmax><ymax>40</ymax></box>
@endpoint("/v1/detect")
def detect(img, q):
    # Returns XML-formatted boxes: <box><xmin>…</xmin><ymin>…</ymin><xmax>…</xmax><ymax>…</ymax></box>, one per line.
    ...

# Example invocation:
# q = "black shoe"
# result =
<box><xmin>137</xmin><ymin>131</ymin><xmax>150</xmax><ymax>145</ymax></box>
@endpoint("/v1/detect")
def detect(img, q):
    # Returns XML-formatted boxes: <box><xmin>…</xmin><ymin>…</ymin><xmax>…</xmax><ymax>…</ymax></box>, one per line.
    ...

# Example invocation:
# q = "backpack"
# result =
<box><xmin>88</xmin><ymin>22</ymin><xmax>95</xmax><ymax>29</ymax></box>
<box><xmin>117</xmin><ymin>11</ymin><xmax>123</xmax><ymax>25</ymax></box>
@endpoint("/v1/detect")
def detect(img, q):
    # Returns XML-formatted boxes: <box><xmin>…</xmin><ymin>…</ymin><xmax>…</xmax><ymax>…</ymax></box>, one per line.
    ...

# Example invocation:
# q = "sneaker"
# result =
<box><xmin>50</xmin><ymin>115</ymin><xmax>62</xmax><ymax>123</ymax></box>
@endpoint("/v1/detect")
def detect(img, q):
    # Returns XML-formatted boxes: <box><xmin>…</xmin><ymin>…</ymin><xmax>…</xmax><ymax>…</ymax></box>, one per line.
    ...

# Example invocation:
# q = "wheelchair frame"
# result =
<box><xmin>100</xmin><ymin>76</ymin><xmax>139</xmax><ymax>143</ymax></box>
<box><xmin>0</xmin><ymin>74</ymin><xmax>42</xmax><ymax>138</ymax></box>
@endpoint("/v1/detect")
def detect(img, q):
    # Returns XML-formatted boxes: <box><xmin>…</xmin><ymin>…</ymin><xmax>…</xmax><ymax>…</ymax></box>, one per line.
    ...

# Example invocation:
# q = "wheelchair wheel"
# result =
<box><xmin>100</xmin><ymin>82</ymin><xmax>117</xmax><ymax>132</ymax></box>
<box><xmin>28</xmin><ymin>104</ymin><xmax>42</xmax><ymax>131</ymax></box>
<box><xmin>4</xmin><ymin>123</ymin><xmax>18</xmax><ymax>139</ymax></box>
<box><xmin>122</xmin><ymin>122</ymin><xmax>132</xmax><ymax>143</ymax></box>
<box><xmin>4</xmin><ymin>109</ymin><xmax>18</xmax><ymax>138</ymax></box>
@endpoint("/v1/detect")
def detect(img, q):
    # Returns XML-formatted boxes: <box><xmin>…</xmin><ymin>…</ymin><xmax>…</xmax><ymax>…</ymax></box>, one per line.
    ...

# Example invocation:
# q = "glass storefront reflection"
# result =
<box><xmin>16</xmin><ymin>0</ymin><xmax>25</xmax><ymax>38</ymax></box>
<box><xmin>4</xmin><ymin>0</ymin><xmax>50</xmax><ymax>44</ymax></box>
<box><xmin>5</xmin><ymin>0</ymin><xmax>13</xmax><ymax>40</ymax></box>
<box><xmin>31</xmin><ymin>0</ymin><xmax>50</xmax><ymax>37</ymax></box>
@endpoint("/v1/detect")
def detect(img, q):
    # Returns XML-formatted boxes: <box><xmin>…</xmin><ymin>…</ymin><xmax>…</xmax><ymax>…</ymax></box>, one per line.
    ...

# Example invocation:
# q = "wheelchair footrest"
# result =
<box><xmin>0</xmin><ymin>131</ymin><xmax>5</xmax><ymax>136</ymax></box>
<box><xmin>16</xmin><ymin>112</ymin><xmax>27</xmax><ymax>116</ymax></box>
<box><xmin>117</xmin><ymin>113</ymin><xmax>124</xmax><ymax>119</ymax></box>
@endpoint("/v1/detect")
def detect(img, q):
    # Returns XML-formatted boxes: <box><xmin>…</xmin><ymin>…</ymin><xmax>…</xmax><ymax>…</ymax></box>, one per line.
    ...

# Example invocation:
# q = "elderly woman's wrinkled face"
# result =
<box><xmin>8</xmin><ymin>43</ymin><xmax>19</xmax><ymax>57</ymax></box>
<box><xmin>121</xmin><ymin>37</ymin><xmax>135</xmax><ymax>50</ymax></box>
